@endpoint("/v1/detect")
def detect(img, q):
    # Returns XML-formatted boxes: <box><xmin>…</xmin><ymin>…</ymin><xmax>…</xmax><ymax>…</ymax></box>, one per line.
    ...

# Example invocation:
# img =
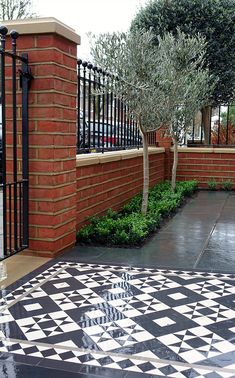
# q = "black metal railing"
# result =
<box><xmin>0</xmin><ymin>26</ymin><xmax>32</xmax><ymax>258</ymax></box>
<box><xmin>187</xmin><ymin>104</ymin><xmax>235</xmax><ymax>147</ymax></box>
<box><xmin>77</xmin><ymin>60</ymin><xmax>156</xmax><ymax>153</ymax></box>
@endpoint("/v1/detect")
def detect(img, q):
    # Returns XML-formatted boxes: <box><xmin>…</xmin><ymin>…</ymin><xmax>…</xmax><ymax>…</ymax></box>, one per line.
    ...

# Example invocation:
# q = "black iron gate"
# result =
<box><xmin>0</xmin><ymin>26</ymin><xmax>32</xmax><ymax>259</ymax></box>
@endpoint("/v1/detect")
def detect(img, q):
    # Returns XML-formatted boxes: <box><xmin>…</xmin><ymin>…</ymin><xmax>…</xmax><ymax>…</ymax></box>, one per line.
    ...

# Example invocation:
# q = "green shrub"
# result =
<box><xmin>77</xmin><ymin>180</ymin><xmax>198</xmax><ymax>247</ymax></box>
<box><xmin>207</xmin><ymin>179</ymin><xmax>217</xmax><ymax>190</ymax></box>
<box><xmin>221</xmin><ymin>180</ymin><xmax>233</xmax><ymax>191</ymax></box>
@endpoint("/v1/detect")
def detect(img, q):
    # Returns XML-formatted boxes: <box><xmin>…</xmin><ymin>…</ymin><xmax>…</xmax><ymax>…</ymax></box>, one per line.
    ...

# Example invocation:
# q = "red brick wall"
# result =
<box><xmin>174</xmin><ymin>149</ymin><xmax>235</xmax><ymax>188</ymax></box>
<box><xmin>76</xmin><ymin>151</ymin><xmax>165</xmax><ymax>230</ymax></box>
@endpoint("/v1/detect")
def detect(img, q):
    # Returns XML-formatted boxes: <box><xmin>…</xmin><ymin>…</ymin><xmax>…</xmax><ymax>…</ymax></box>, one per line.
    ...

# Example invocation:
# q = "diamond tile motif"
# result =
<box><xmin>158</xmin><ymin>326</ymin><xmax>235</xmax><ymax>363</ymax></box>
<box><xmin>153</xmin><ymin>316</ymin><xmax>176</xmax><ymax>327</ymax></box>
<box><xmin>173</xmin><ymin>299</ymin><xmax>235</xmax><ymax>326</ymax></box>
<box><xmin>0</xmin><ymin>261</ymin><xmax>235</xmax><ymax>377</ymax></box>
<box><xmin>15</xmin><ymin>310</ymin><xmax>81</xmax><ymax>341</ymax></box>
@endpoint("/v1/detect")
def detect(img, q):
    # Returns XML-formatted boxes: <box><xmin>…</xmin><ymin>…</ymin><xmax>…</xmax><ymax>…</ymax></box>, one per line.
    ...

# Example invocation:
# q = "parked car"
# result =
<box><xmin>78</xmin><ymin>120</ymin><xmax>142</xmax><ymax>151</ymax></box>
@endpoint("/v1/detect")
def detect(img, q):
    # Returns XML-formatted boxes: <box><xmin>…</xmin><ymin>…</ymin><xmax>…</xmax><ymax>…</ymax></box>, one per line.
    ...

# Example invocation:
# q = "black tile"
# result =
<box><xmin>0</xmin><ymin>360</ymin><xmax>91</xmax><ymax>378</ymax></box>
<box><xmin>79</xmin><ymin>363</ymin><xmax>127</xmax><ymax>377</ymax></box>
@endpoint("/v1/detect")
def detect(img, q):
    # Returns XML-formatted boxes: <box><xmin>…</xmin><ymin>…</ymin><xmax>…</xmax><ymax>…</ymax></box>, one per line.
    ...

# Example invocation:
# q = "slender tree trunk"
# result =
<box><xmin>171</xmin><ymin>136</ymin><xmax>178</xmax><ymax>192</ymax></box>
<box><xmin>201</xmin><ymin>106</ymin><xmax>211</xmax><ymax>145</ymax></box>
<box><xmin>141</xmin><ymin>131</ymin><xmax>149</xmax><ymax>216</ymax></box>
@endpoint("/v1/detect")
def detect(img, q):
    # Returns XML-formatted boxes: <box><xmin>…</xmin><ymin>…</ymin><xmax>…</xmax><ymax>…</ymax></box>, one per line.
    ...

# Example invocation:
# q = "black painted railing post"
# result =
<box><xmin>20</xmin><ymin>53</ymin><xmax>31</xmax><ymax>248</ymax></box>
<box><xmin>0</xmin><ymin>25</ymin><xmax>8</xmax><ymax>256</ymax></box>
<box><xmin>10</xmin><ymin>30</ymin><xmax>19</xmax><ymax>252</ymax></box>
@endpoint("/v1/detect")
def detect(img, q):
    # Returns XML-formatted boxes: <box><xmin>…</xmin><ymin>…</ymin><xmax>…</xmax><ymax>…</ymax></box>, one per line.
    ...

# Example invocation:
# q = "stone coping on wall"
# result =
<box><xmin>170</xmin><ymin>147</ymin><xmax>235</xmax><ymax>154</ymax></box>
<box><xmin>1</xmin><ymin>17</ymin><xmax>81</xmax><ymax>45</ymax></box>
<box><xmin>76</xmin><ymin>147</ymin><xmax>165</xmax><ymax>167</ymax></box>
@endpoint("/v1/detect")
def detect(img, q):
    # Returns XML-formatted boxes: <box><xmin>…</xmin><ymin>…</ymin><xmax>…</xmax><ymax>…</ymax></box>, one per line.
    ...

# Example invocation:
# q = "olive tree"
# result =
<box><xmin>0</xmin><ymin>0</ymin><xmax>35</xmax><ymax>20</ymax></box>
<box><xmin>155</xmin><ymin>31</ymin><xmax>212</xmax><ymax>190</ymax></box>
<box><xmin>132</xmin><ymin>0</ymin><xmax>235</xmax><ymax>143</ymax></box>
<box><xmin>90</xmin><ymin>30</ymin><xmax>165</xmax><ymax>215</ymax></box>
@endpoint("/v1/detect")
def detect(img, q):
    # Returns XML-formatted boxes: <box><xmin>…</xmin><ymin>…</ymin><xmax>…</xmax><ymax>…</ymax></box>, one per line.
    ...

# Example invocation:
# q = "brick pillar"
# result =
<box><xmin>4</xmin><ymin>18</ymin><xmax>80</xmax><ymax>257</ymax></box>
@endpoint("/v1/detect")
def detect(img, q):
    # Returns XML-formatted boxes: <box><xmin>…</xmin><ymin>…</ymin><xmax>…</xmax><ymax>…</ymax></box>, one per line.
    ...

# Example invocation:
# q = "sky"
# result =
<box><xmin>34</xmin><ymin>0</ymin><xmax>149</xmax><ymax>59</ymax></box>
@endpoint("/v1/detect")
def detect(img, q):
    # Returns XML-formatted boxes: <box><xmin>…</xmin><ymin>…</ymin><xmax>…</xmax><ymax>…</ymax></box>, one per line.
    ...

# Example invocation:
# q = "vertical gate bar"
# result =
<box><xmin>131</xmin><ymin>115</ymin><xmax>134</xmax><ymax>147</ymax></box>
<box><xmin>0</xmin><ymin>26</ymin><xmax>8</xmax><ymax>256</ymax></box>
<box><xmin>113</xmin><ymin>91</ymin><xmax>117</xmax><ymax>149</ymax></box>
<box><xmin>11</xmin><ymin>31</ymin><xmax>19</xmax><ymax>252</ymax></box>
<box><xmin>106</xmin><ymin>73</ymin><xmax>109</xmax><ymax>149</ymax></box>
<box><xmin>120</xmin><ymin>99</ymin><xmax>124</xmax><ymax>147</ymax></box>
<box><xmin>92</xmin><ymin>66</ymin><xmax>97</xmax><ymax>149</ymax></box>
<box><xmin>137</xmin><ymin>121</ymin><xmax>140</xmax><ymax>149</ymax></box>
<box><xmin>82</xmin><ymin>61</ymin><xmax>87</xmax><ymax>150</ymax></box>
<box><xmin>9</xmin><ymin>184</ymin><xmax>12</xmax><ymax>253</ymax></box>
<box><xmin>77</xmin><ymin>60</ymin><xmax>82</xmax><ymax>152</ymax></box>
<box><xmin>19</xmin><ymin>181</ymin><xmax>22</xmax><ymax>248</ymax></box>
<box><xmin>127</xmin><ymin>105</ymin><xmax>130</xmax><ymax>147</ymax></box>
<box><xmin>226</xmin><ymin>105</ymin><xmax>230</xmax><ymax>145</ymax></box>
<box><xmin>117</xmin><ymin>98</ymin><xmax>120</xmax><ymax>147</ymax></box>
<box><xmin>87</xmin><ymin>63</ymin><xmax>92</xmax><ymax>151</ymax></box>
<box><xmin>218</xmin><ymin>106</ymin><xmax>221</xmax><ymax>145</ymax></box>
<box><xmin>102</xmin><ymin>71</ymin><xmax>105</xmax><ymax>152</ymax></box>
<box><xmin>208</xmin><ymin>106</ymin><xmax>212</xmax><ymax>145</ymax></box>
<box><xmin>110</xmin><ymin>88</ymin><xmax>113</xmax><ymax>149</ymax></box>
<box><xmin>97</xmin><ymin>69</ymin><xmax>101</xmax><ymax>149</ymax></box>
<box><xmin>123</xmin><ymin>104</ymin><xmax>127</xmax><ymax>149</ymax></box>
<box><xmin>21</xmin><ymin>53</ymin><xmax>29</xmax><ymax>247</ymax></box>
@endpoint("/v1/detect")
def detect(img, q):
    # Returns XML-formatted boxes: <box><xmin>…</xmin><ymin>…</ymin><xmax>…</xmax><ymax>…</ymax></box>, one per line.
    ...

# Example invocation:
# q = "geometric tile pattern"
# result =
<box><xmin>1</xmin><ymin>261</ymin><xmax>235</xmax><ymax>377</ymax></box>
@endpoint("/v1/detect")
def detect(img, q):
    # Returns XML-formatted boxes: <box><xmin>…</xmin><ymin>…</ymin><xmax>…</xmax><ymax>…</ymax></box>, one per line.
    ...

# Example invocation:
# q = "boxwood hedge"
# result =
<box><xmin>77</xmin><ymin>180</ymin><xmax>198</xmax><ymax>247</ymax></box>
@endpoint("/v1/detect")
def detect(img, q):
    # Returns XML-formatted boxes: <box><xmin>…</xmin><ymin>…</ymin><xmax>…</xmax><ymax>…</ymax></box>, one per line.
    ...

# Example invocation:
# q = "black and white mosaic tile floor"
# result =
<box><xmin>1</xmin><ymin>261</ymin><xmax>235</xmax><ymax>377</ymax></box>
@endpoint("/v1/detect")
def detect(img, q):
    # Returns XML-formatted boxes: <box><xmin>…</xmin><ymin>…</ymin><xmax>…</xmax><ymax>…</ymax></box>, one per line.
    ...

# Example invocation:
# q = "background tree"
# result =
<box><xmin>0</xmin><ymin>0</ymin><xmax>35</xmax><ymax>20</ymax></box>
<box><xmin>221</xmin><ymin>105</ymin><xmax>235</xmax><ymax>125</ymax></box>
<box><xmin>90</xmin><ymin>30</ymin><xmax>166</xmax><ymax>215</ymax></box>
<box><xmin>131</xmin><ymin>0</ymin><xmax>235</xmax><ymax>143</ymax></box>
<box><xmin>154</xmin><ymin>30</ymin><xmax>212</xmax><ymax>190</ymax></box>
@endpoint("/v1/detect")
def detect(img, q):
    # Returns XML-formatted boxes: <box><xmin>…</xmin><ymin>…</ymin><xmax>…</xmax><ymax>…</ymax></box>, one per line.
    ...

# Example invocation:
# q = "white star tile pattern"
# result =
<box><xmin>0</xmin><ymin>261</ymin><xmax>235</xmax><ymax>377</ymax></box>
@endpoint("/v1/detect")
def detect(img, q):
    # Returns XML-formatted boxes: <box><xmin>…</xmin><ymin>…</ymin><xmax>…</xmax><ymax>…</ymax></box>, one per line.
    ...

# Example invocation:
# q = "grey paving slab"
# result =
<box><xmin>66</xmin><ymin>191</ymin><xmax>234</xmax><ymax>272</ymax></box>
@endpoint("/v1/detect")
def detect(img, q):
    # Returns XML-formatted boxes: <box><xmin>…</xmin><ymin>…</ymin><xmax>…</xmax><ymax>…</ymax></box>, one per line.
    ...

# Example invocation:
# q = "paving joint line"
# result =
<box><xmin>65</xmin><ymin>261</ymin><xmax>235</xmax><ymax>280</ymax></box>
<box><xmin>0</xmin><ymin>336</ymin><xmax>235</xmax><ymax>375</ymax></box>
<box><xmin>193</xmin><ymin>193</ymin><xmax>230</xmax><ymax>269</ymax></box>
<box><xmin>1</xmin><ymin>263</ymin><xmax>71</xmax><ymax>311</ymax></box>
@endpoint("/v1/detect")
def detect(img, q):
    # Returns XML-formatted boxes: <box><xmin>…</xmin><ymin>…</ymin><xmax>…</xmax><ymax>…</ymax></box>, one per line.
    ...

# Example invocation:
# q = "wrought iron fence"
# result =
<box><xmin>187</xmin><ymin>104</ymin><xmax>235</xmax><ymax>146</ymax></box>
<box><xmin>77</xmin><ymin>60</ymin><xmax>156</xmax><ymax>153</ymax></box>
<box><xmin>0</xmin><ymin>26</ymin><xmax>32</xmax><ymax>258</ymax></box>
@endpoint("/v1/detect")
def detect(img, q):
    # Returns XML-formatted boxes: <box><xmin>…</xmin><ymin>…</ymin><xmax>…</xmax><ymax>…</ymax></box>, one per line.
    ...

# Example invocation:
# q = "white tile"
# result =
<box><xmin>135</xmin><ymin>294</ymin><xmax>153</xmax><ymax>301</ymax></box>
<box><xmin>132</xmin><ymin>330</ymin><xmax>154</xmax><ymax>342</ymax></box>
<box><xmin>24</xmin><ymin>303</ymin><xmax>42</xmax><ymax>312</ymax></box>
<box><xmin>85</xmin><ymin>309</ymin><xmax>106</xmax><ymax>319</ymax></box>
<box><xmin>159</xmin><ymin>334</ymin><xmax>181</xmax><ymax>345</ymax></box>
<box><xmin>97</xmin><ymin>339</ymin><xmax>120</xmax><ymax>351</ymax></box>
<box><xmin>168</xmin><ymin>293</ymin><xmax>187</xmax><ymax>300</ymax></box>
<box><xmin>122</xmin><ymin>309</ymin><xmax>142</xmax><ymax>318</ymax></box>
<box><xmin>88</xmin><ymin>297</ymin><xmax>105</xmax><ymax>305</ymax></box>
<box><xmin>115</xmin><ymin>318</ymin><xmax>135</xmax><ymax>328</ymax></box>
<box><xmin>213</xmin><ymin>341</ymin><xmax>235</xmax><ymax>353</ymax></box>
<box><xmin>151</xmin><ymin>303</ymin><xmax>169</xmax><ymax>311</ymax></box>
<box><xmin>154</xmin><ymin>316</ymin><xmax>176</xmax><ymax>327</ymax></box>
<box><xmin>53</xmin><ymin>282</ymin><xmax>70</xmax><ymax>289</ymax></box>
<box><xmin>179</xmin><ymin>349</ymin><xmax>204</xmax><ymax>363</ymax></box>
<box><xmin>108</xmin><ymin>288</ymin><xmax>125</xmax><ymax>294</ymax></box>
<box><xmin>83</xmin><ymin>325</ymin><xmax>104</xmax><ymax>335</ymax></box>
<box><xmin>108</xmin><ymin>299</ymin><xmax>127</xmax><ymax>307</ymax></box>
